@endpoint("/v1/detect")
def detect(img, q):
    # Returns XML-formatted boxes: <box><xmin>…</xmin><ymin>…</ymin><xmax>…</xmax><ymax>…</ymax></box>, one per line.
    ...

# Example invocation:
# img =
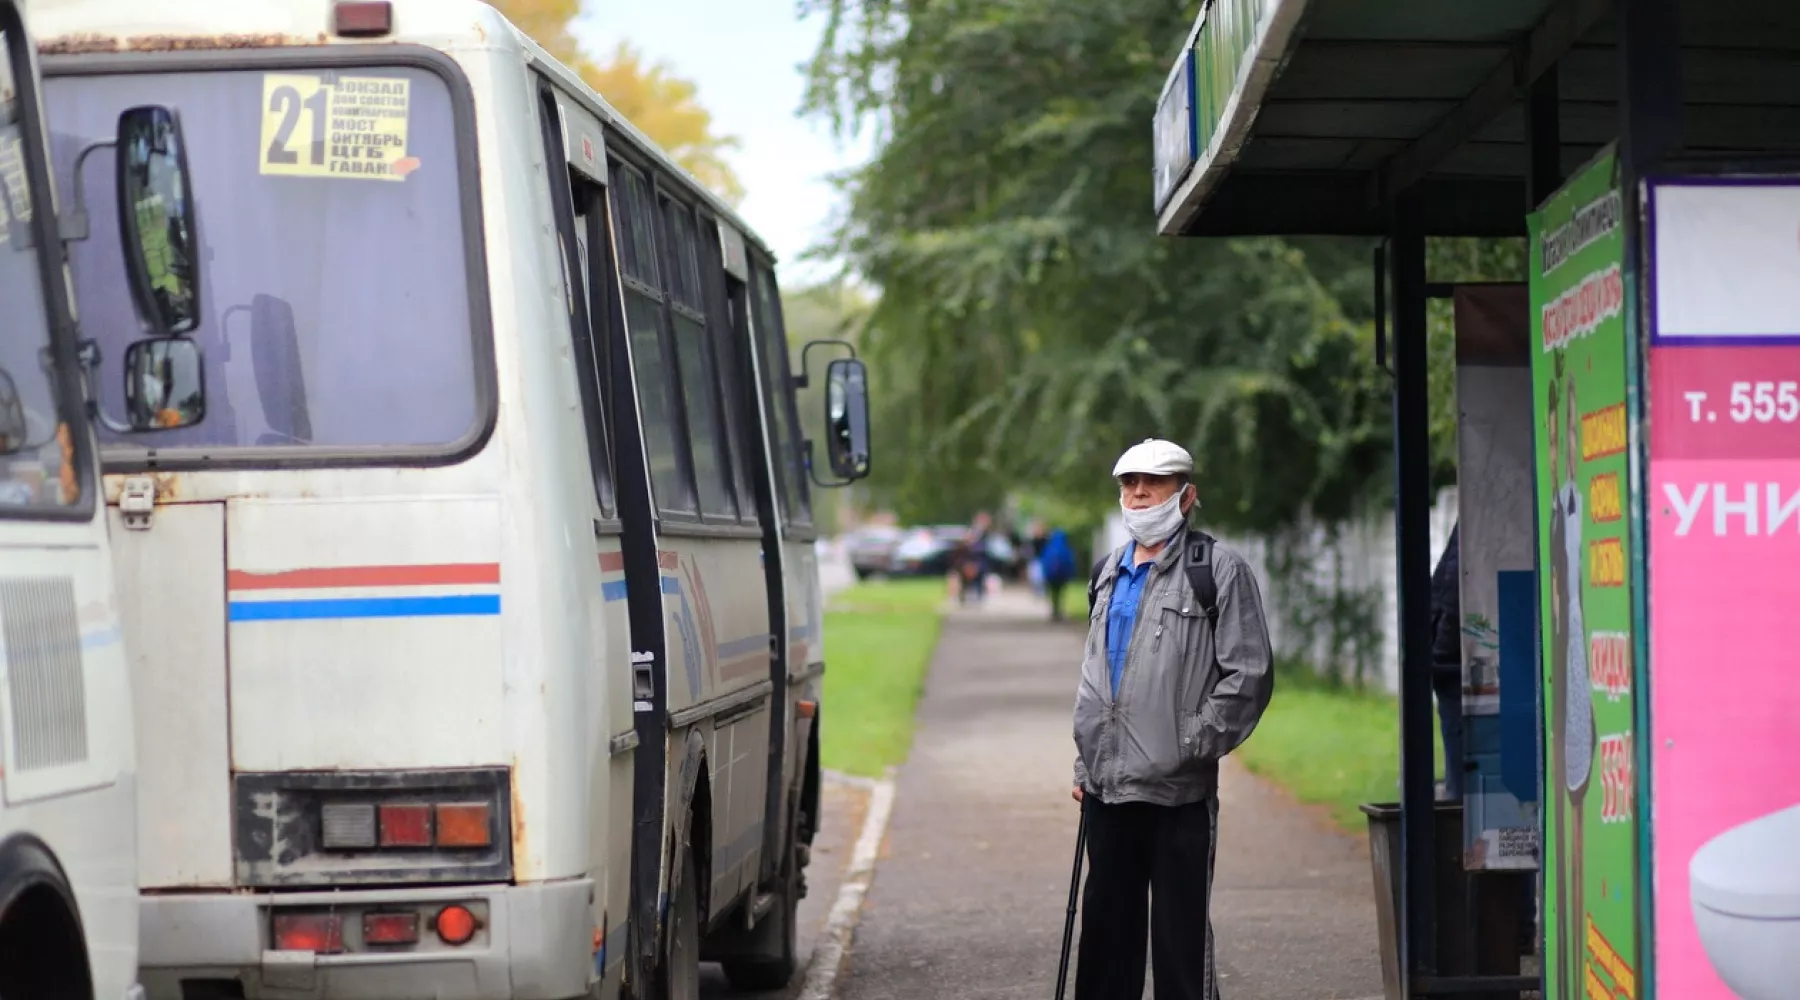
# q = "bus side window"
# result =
<box><xmin>536</xmin><ymin>89</ymin><xmax>615</xmax><ymax>517</ymax></box>
<box><xmin>657</xmin><ymin>194</ymin><xmax>737</xmax><ymax>521</ymax></box>
<box><xmin>696</xmin><ymin>213</ymin><xmax>759</xmax><ymax>527</ymax></box>
<box><xmin>749</xmin><ymin>258</ymin><xmax>812</xmax><ymax>529</ymax></box>
<box><xmin>611</xmin><ymin>163</ymin><xmax>697</xmax><ymax>516</ymax></box>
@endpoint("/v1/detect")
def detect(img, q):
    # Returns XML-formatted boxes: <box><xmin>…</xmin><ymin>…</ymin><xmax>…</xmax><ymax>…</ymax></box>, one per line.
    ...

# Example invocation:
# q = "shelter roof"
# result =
<box><xmin>1155</xmin><ymin>0</ymin><xmax>1800</xmax><ymax>237</ymax></box>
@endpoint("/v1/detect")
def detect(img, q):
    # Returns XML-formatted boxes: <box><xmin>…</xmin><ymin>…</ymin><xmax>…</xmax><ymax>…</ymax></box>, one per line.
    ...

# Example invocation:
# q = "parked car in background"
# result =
<box><xmin>886</xmin><ymin>525</ymin><xmax>1023</xmax><ymax>580</ymax></box>
<box><xmin>890</xmin><ymin>527</ymin><xmax>956</xmax><ymax>577</ymax></box>
<box><xmin>847</xmin><ymin>525</ymin><xmax>905</xmax><ymax>579</ymax></box>
<box><xmin>889</xmin><ymin>525</ymin><xmax>950</xmax><ymax>579</ymax></box>
<box><xmin>986</xmin><ymin>533</ymin><xmax>1024</xmax><ymax>580</ymax></box>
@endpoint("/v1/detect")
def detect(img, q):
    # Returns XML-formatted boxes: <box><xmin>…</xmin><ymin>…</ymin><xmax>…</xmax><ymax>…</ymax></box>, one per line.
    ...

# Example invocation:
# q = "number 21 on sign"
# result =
<box><xmin>260</xmin><ymin>74</ymin><xmax>331</xmax><ymax>176</ymax></box>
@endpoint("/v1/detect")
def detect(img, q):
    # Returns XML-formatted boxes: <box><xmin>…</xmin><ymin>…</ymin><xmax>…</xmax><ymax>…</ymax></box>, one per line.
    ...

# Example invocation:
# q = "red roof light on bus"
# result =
<box><xmin>334</xmin><ymin>1</ymin><xmax>393</xmax><ymax>38</ymax></box>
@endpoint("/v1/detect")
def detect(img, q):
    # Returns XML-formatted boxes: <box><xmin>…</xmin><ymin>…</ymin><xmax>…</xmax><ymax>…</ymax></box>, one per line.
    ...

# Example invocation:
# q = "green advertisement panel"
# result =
<box><xmin>1528</xmin><ymin>146</ymin><xmax>1643</xmax><ymax>1000</ymax></box>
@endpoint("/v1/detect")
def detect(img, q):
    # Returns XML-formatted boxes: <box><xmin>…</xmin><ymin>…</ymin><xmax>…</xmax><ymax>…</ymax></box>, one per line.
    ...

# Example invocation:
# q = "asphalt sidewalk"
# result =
<box><xmin>835</xmin><ymin>588</ymin><xmax>1385</xmax><ymax>1000</ymax></box>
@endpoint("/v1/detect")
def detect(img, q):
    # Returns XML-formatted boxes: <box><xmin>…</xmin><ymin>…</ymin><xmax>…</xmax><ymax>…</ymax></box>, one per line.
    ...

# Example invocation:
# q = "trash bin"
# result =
<box><xmin>1360</xmin><ymin>801</ymin><xmax>1532</xmax><ymax>1000</ymax></box>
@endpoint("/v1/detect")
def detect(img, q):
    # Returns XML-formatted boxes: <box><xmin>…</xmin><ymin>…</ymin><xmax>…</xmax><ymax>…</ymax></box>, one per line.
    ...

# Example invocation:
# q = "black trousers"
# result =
<box><xmin>1073</xmin><ymin>796</ymin><xmax>1220</xmax><ymax>1000</ymax></box>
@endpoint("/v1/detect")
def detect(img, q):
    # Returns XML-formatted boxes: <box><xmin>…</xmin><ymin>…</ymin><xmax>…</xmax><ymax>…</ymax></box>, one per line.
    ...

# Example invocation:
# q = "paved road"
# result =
<box><xmin>696</xmin><ymin>543</ymin><xmax>861</xmax><ymax>998</ymax></box>
<box><xmin>701</xmin><ymin>774</ymin><xmax>870</xmax><ymax>999</ymax></box>
<box><xmin>835</xmin><ymin>588</ymin><xmax>1385</xmax><ymax>1000</ymax></box>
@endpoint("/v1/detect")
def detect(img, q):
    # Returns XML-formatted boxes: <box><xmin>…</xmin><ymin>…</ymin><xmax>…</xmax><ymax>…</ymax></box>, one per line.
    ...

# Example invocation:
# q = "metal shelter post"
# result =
<box><xmin>1618</xmin><ymin>3</ymin><xmax>1683</xmax><ymax>989</ymax></box>
<box><xmin>1389</xmin><ymin>190</ymin><xmax>1437</xmax><ymax>993</ymax></box>
<box><xmin>1520</xmin><ymin>54</ymin><xmax>1563</xmax><ymax>1000</ymax></box>
<box><xmin>1526</xmin><ymin>67</ymin><xmax>1563</xmax><ymax>206</ymax></box>
<box><xmin>1618</xmin><ymin>0</ymin><xmax>1685</xmax><ymax>178</ymax></box>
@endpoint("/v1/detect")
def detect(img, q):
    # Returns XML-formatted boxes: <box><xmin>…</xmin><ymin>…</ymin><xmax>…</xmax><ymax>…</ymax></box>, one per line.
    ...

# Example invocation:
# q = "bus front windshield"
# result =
<box><xmin>0</xmin><ymin>20</ymin><xmax>82</xmax><ymax>508</ymax></box>
<box><xmin>44</xmin><ymin>65</ymin><xmax>481</xmax><ymax>458</ymax></box>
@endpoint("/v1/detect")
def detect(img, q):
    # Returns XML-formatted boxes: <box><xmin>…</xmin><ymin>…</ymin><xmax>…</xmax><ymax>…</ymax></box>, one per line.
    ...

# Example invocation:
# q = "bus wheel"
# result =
<box><xmin>0</xmin><ymin>840</ymin><xmax>94</xmax><ymax>1000</ymax></box>
<box><xmin>719</xmin><ymin>813</ymin><xmax>799</xmax><ymax>991</ymax></box>
<box><xmin>662</xmin><ymin>845</ymin><xmax>700</xmax><ymax>1000</ymax></box>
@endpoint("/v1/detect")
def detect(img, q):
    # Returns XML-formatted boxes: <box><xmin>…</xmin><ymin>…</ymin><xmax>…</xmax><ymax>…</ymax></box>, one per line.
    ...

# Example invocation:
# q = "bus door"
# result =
<box><xmin>538</xmin><ymin>82</ymin><xmax>637</xmax><ymax>989</ymax></box>
<box><xmin>746</xmin><ymin>255</ymin><xmax>824</xmax><ymax>853</ymax></box>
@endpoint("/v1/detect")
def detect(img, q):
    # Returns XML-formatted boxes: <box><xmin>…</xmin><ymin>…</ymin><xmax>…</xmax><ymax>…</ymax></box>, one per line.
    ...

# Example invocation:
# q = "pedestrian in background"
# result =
<box><xmin>1039</xmin><ymin>527</ymin><xmax>1077</xmax><ymax>621</ymax></box>
<box><xmin>1071</xmin><ymin>438</ymin><xmax>1275</xmax><ymax>1000</ymax></box>
<box><xmin>954</xmin><ymin>511</ymin><xmax>994</xmax><ymax>604</ymax></box>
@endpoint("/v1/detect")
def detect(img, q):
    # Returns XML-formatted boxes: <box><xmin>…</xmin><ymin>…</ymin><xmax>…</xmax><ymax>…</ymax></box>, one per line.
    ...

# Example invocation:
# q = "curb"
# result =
<box><xmin>797</xmin><ymin>772</ymin><xmax>897</xmax><ymax>1000</ymax></box>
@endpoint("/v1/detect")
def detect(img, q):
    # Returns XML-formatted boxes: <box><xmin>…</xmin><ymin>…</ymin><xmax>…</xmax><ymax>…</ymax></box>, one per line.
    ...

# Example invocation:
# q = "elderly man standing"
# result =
<box><xmin>1071</xmin><ymin>439</ymin><xmax>1275</xmax><ymax>1000</ymax></box>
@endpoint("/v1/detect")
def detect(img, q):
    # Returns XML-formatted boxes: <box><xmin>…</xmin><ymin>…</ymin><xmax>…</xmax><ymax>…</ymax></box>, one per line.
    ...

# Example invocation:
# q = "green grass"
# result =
<box><xmin>819</xmin><ymin>579</ymin><xmax>946</xmax><ymax>777</ymax></box>
<box><xmin>1236</xmin><ymin>665</ymin><xmax>1445</xmax><ymax>833</ymax></box>
<box><xmin>828</xmin><ymin>577</ymin><xmax>948</xmax><ymax>614</ymax></box>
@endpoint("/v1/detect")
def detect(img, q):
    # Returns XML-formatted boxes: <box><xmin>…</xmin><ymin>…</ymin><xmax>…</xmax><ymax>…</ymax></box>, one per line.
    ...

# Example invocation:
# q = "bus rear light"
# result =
<box><xmin>362</xmin><ymin>911</ymin><xmax>420</xmax><ymax>946</ymax></box>
<box><xmin>434</xmin><ymin>803</ymin><xmax>493</xmax><ymax>848</ymax></box>
<box><xmin>433</xmin><ymin>904</ymin><xmax>479</xmax><ymax>946</ymax></box>
<box><xmin>320</xmin><ymin>802</ymin><xmax>378</xmax><ymax>849</ymax></box>
<box><xmin>333</xmin><ymin>1</ymin><xmax>393</xmax><ymax>37</ymax></box>
<box><xmin>378</xmin><ymin>803</ymin><xmax>432</xmax><ymax>847</ymax></box>
<box><xmin>236</xmin><ymin>769</ymin><xmax>511</xmax><ymax>886</ymax></box>
<box><xmin>273</xmin><ymin>912</ymin><xmax>344</xmax><ymax>954</ymax></box>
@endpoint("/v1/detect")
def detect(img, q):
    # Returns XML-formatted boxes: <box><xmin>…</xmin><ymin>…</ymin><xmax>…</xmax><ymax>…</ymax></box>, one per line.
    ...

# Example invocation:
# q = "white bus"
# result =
<box><xmin>32</xmin><ymin>1</ymin><xmax>872</xmax><ymax>998</ymax></box>
<box><xmin>0</xmin><ymin>0</ymin><xmax>208</xmax><ymax>996</ymax></box>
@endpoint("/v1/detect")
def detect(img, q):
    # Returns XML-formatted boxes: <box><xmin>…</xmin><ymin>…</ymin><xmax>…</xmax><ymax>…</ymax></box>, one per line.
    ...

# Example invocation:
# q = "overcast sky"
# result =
<box><xmin>574</xmin><ymin>0</ymin><xmax>875</xmax><ymax>286</ymax></box>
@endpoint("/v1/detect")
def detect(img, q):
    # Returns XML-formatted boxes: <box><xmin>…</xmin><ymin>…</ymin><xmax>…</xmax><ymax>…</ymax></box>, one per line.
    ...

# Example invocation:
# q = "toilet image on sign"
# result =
<box><xmin>1690</xmin><ymin>802</ymin><xmax>1800</xmax><ymax>1000</ymax></box>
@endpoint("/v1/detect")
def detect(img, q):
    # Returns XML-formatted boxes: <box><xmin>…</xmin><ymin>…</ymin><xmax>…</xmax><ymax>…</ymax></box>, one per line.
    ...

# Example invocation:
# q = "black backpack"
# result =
<box><xmin>1087</xmin><ymin>530</ymin><xmax>1220</xmax><ymax>621</ymax></box>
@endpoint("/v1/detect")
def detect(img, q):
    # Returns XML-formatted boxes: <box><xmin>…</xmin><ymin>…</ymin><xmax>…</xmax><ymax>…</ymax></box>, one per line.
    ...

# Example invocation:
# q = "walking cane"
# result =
<box><xmin>1054</xmin><ymin>800</ymin><xmax>1088</xmax><ymax>1000</ymax></box>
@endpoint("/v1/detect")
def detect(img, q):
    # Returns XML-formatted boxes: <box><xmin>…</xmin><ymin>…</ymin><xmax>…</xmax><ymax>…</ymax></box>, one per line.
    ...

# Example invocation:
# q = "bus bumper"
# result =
<box><xmin>137</xmin><ymin>879</ymin><xmax>594</xmax><ymax>1000</ymax></box>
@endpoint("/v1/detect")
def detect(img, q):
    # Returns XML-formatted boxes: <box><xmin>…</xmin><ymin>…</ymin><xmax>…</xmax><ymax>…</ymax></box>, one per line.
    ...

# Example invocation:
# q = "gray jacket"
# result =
<box><xmin>1073</xmin><ymin>528</ymin><xmax>1275</xmax><ymax>806</ymax></box>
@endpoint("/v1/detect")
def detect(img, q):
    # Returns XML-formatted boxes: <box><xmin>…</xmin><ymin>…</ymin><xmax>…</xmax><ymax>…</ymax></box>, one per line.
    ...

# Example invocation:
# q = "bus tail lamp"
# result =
<box><xmin>333</xmin><ymin>1</ymin><xmax>393</xmax><ymax>37</ymax></box>
<box><xmin>434</xmin><ymin>803</ymin><xmax>493</xmax><ymax>848</ymax></box>
<box><xmin>236</xmin><ymin>769</ymin><xmax>511</xmax><ymax>887</ymax></box>
<box><xmin>321</xmin><ymin>802</ymin><xmax>378</xmax><ymax>849</ymax></box>
<box><xmin>362</xmin><ymin>911</ymin><xmax>420</xmax><ymax>946</ymax></box>
<box><xmin>273</xmin><ymin>912</ymin><xmax>345</xmax><ymax>954</ymax></box>
<box><xmin>379</xmin><ymin>803</ymin><xmax>433</xmax><ymax>847</ymax></box>
<box><xmin>434</xmin><ymin>904</ymin><xmax>479</xmax><ymax>946</ymax></box>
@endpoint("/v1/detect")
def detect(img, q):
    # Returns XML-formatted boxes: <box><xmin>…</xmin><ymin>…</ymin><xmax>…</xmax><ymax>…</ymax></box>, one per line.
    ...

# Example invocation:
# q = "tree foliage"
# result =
<box><xmin>801</xmin><ymin>0</ymin><xmax>1394</xmax><ymax>532</ymax></box>
<box><xmin>492</xmin><ymin>0</ymin><xmax>744</xmax><ymax>204</ymax></box>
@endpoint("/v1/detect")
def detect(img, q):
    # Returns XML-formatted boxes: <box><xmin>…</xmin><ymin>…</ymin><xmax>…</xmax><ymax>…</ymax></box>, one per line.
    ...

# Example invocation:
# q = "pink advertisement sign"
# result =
<box><xmin>1648</xmin><ymin>179</ymin><xmax>1800</xmax><ymax>1000</ymax></box>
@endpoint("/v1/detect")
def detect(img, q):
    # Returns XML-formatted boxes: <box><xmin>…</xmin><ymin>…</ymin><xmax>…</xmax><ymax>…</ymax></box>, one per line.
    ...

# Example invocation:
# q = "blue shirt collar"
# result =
<box><xmin>1118</xmin><ymin>541</ymin><xmax>1150</xmax><ymax>574</ymax></box>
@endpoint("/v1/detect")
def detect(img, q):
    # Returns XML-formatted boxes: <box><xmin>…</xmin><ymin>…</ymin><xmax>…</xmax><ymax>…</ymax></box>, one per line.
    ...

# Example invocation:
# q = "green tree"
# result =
<box><xmin>1426</xmin><ymin>238</ymin><xmax>1529</xmax><ymax>485</ymax></box>
<box><xmin>802</xmin><ymin>0</ymin><xmax>1392</xmax><ymax>533</ymax></box>
<box><xmin>492</xmin><ymin>0</ymin><xmax>744</xmax><ymax>205</ymax></box>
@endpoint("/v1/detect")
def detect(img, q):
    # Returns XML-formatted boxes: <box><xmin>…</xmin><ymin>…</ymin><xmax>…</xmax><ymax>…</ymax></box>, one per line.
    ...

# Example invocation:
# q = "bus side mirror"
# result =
<box><xmin>116</xmin><ymin>105</ymin><xmax>201</xmax><ymax>336</ymax></box>
<box><xmin>124</xmin><ymin>337</ymin><xmax>205</xmax><ymax>431</ymax></box>
<box><xmin>823</xmin><ymin>357</ymin><xmax>871</xmax><ymax>481</ymax></box>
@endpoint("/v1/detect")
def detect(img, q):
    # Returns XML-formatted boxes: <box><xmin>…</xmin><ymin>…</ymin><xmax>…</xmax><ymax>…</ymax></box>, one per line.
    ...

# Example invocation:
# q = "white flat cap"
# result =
<box><xmin>1112</xmin><ymin>438</ymin><xmax>1194</xmax><ymax>478</ymax></box>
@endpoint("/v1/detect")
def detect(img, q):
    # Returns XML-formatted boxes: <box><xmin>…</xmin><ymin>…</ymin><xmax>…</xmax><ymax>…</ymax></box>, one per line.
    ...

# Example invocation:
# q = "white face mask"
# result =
<box><xmin>1120</xmin><ymin>489</ymin><xmax>1187</xmax><ymax>547</ymax></box>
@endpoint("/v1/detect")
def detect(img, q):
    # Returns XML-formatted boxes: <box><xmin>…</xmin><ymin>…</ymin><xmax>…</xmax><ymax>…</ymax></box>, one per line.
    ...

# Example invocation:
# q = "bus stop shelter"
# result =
<box><xmin>1155</xmin><ymin>1</ymin><xmax>1800</xmax><ymax>999</ymax></box>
